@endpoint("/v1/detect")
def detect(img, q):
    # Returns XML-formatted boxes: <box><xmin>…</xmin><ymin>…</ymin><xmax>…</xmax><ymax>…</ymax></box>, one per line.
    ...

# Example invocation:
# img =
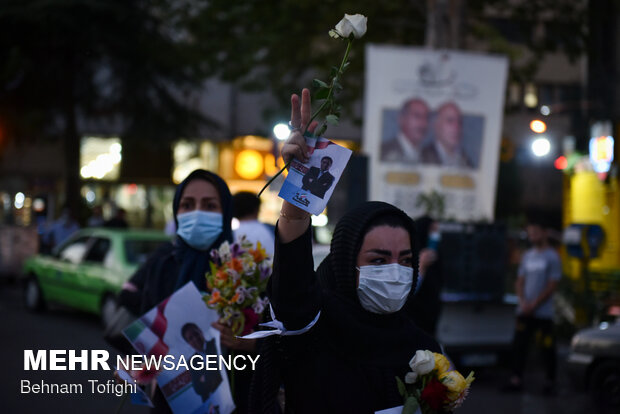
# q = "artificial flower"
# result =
<box><xmin>404</xmin><ymin>371</ymin><xmax>418</xmax><ymax>384</ymax></box>
<box><xmin>433</xmin><ymin>352</ymin><xmax>451</xmax><ymax>376</ymax></box>
<box><xmin>420</xmin><ymin>377</ymin><xmax>448</xmax><ymax>411</ymax></box>
<box><xmin>409</xmin><ymin>350</ymin><xmax>435</xmax><ymax>375</ymax></box>
<box><xmin>333</xmin><ymin>13</ymin><xmax>367</xmax><ymax>39</ymax></box>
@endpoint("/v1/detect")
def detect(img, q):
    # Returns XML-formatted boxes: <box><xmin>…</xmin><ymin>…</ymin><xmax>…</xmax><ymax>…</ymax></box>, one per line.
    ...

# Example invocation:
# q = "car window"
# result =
<box><xmin>83</xmin><ymin>237</ymin><xmax>111</xmax><ymax>265</ymax></box>
<box><xmin>58</xmin><ymin>236</ymin><xmax>90</xmax><ymax>264</ymax></box>
<box><xmin>124</xmin><ymin>239</ymin><xmax>167</xmax><ymax>266</ymax></box>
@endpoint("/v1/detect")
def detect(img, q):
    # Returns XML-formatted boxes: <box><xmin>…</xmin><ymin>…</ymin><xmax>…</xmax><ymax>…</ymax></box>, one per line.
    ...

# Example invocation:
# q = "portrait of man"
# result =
<box><xmin>181</xmin><ymin>323</ymin><xmax>222</xmax><ymax>403</ymax></box>
<box><xmin>421</xmin><ymin>102</ymin><xmax>473</xmax><ymax>168</ymax></box>
<box><xmin>301</xmin><ymin>156</ymin><xmax>335</xmax><ymax>199</ymax></box>
<box><xmin>381</xmin><ymin>98</ymin><xmax>430</xmax><ymax>162</ymax></box>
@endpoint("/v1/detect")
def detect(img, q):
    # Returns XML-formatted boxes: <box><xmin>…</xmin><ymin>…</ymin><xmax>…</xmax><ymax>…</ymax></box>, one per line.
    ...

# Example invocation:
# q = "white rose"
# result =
<box><xmin>404</xmin><ymin>371</ymin><xmax>418</xmax><ymax>384</ymax></box>
<box><xmin>409</xmin><ymin>350</ymin><xmax>435</xmax><ymax>375</ymax></box>
<box><xmin>334</xmin><ymin>14</ymin><xmax>367</xmax><ymax>39</ymax></box>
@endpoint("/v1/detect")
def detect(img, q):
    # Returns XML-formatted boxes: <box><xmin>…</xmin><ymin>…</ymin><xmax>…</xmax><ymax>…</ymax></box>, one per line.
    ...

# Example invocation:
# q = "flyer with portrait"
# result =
<box><xmin>123</xmin><ymin>282</ymin><xmax>235</xmax><ymax>414</ymax></box>
<box><xmin>278</xmin><ymin>135</ymin><xmax>352</xmax><ymax>215</ymax></box>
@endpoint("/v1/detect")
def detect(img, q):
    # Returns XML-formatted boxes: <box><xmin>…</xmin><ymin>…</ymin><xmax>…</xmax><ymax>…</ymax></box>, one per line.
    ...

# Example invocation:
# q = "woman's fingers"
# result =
<box><xmin>307</xmin><ymin>120</ymin><xmax>318</xmax><ymax>134</ymax></box>
<box><xmin>290</xmin><ymin>93</ymin><xmax>301</xmax><ymax>128</ymax></box>
<box><xmin>282</xmin><ymin>131</ymin><xmax>309</xmax><ymax>164</ymax></box>
<box><xmin>300</xmin><ymin>88</ymin><xmax>312</xmax><ymax>128</ymax></box>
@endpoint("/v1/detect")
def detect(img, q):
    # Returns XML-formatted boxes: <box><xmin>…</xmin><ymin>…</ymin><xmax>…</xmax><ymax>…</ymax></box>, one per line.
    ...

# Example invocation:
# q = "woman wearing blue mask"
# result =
<box><xmin>249</xmin><ymin>90</ymin><xmax>441</xmax><ymax>414</ymax></box>
<box><xmin>118</xmin><ymin>169</ymin><xmax>256</xmax><ymax>413</ymax></box>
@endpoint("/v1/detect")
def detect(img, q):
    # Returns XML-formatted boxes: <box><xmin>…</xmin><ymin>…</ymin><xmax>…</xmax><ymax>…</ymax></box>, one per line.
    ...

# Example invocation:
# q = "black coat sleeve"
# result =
<box><xmin>267</xmin><ymin>223</ymin><xmax>321</xmax><ymax>331</ymax></box>
<box><xmin>117</xmin><ymin>241</ymin><xmax>173</xmax><ymax>315</ymax></box>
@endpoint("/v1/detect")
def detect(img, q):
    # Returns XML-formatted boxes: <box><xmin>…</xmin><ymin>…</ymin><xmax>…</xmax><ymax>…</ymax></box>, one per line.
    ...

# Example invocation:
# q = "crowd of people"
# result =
<box><xmin>100</xmin><ymin>88</ymin><xmax>561</xmax><ymax>413</ymax></box>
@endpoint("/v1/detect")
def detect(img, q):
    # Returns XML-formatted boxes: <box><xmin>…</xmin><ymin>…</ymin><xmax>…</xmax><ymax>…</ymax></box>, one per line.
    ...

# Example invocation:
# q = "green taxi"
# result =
<box><xmin>23</xmin><ymin>228</ymin><xmax>171</xmax><ymax>326</ymax></box>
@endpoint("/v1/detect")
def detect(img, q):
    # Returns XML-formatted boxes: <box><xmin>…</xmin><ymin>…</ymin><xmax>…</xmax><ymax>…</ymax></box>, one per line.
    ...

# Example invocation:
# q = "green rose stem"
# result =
<box><xmin>257</xmin><ymin>38</ymin><xmax>353</xmax><ymax>197</ymax></box>
<box><xmin>115</xmin><ymin>391</ymin><xmax>130</xmax><ymax>414</ymax></box>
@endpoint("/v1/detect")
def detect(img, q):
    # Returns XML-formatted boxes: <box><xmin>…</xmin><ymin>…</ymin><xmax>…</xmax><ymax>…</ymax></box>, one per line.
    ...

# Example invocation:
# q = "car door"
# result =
<box><xmin>37</xmin><ymin>235</ymin><xmax>91</xmax><ymax>306</ymax></box>
<box><xmin>77</xmin><ymin>237</ymin><xmax>113</xmax><ymax>313</ymax></box>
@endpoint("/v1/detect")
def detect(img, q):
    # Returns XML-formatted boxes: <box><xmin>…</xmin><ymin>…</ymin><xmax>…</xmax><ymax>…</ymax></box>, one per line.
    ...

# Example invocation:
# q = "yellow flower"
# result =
<box><xmin>249</xmin><ymin>242</ymin><xmax>267</xmax><ymax>263</ymax></box>
<box><xmin>433</xmin><ymin>353</ymin><xmax>450</xmax><ymax>376</ymax></box>
<box><xmin>440</xmin><ymin>370</ymin><xmax>468</xmax><ymax>401</ymax></box>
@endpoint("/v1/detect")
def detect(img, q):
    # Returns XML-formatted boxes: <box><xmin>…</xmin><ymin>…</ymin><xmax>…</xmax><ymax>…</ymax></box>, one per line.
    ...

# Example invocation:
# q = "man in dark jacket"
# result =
<box><xmin>181</xmin><ymin>323</ymin><xmax>222</xmax><ymax>402</ymax></box>
<box><xmin>301</xmin><ymin>156</ymin><xmax>335</xmax><ymax>199</ymax></box>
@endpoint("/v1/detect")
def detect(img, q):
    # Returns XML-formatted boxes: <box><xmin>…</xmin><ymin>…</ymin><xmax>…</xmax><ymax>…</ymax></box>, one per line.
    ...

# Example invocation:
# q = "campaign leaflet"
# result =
<box><xmin>279</xmin><ymin>134</ymin><xmax>352</xmax><ymax>215</ymax></box>
<box><xmin>123</xmin><ymin>282</ymin><xmax>235</xmax><ymax>414</ymax></box>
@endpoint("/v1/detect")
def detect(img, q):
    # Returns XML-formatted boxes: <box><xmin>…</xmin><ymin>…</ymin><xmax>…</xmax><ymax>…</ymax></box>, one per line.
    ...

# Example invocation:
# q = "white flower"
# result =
<box><xmin>252</xmin><ymin>298</ymin><xmax>266</xmax><ymax>315</ymax></box>
<box><xmin>242</xmin><ymin>256</ymin><xmax>257</xmax><ymax>275</ymax></box>
<box><xmin>218</xmin><ymin>242</ymin><xmax>232</xmax><ymax>262</ymax></box>
<box><xmin>409</xmin><ymin>350</ymin><xmax>435</xmax><ymax>375</ymax></box>
<box><xmin>334</xmin><ymin>14</ymin><xmax>367</xmax><ymax>39</ymax></box>
<box><xmin>404</xmin><ymin>371</ymin><xmax>418</xmax><ymax>384</ymax></box>
<box><xmin>235</xmin><ymin>286</ymin><xmax>246</xmax><ymax>304</ymax></box>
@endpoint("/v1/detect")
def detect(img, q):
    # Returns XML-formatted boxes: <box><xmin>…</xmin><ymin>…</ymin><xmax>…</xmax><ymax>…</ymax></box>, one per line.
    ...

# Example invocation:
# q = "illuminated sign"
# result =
<box><xmin>589</xmin><ymin>136</ymin><xmax>614</xmax><ymax>173</ymax></box>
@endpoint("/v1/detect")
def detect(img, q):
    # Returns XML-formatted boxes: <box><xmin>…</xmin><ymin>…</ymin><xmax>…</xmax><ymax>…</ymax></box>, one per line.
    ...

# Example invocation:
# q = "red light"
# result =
<box><xmin>554</xmin><ymin>156</ymin><xmax>567</xmax><ymax>170</ymax></box>
<box><xmin>127</xmin><ymin>183</ymin><xmax>138</xmax><ymax>195</ymax></box>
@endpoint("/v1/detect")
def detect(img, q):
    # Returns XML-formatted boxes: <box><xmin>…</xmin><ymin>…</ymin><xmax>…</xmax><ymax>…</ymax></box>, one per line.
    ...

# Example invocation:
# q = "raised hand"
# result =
<box><xmin>281</xmin><ymin>88</ymin><xmax>318</xmax><ymax>165</ymax></box>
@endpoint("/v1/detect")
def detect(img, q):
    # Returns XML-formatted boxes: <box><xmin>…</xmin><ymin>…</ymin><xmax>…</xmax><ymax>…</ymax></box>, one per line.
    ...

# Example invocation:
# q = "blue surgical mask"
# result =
<box><xmin>176</xmin><ymin>210</ymin><xmax>223</xmax><ymax>250</ymax></box>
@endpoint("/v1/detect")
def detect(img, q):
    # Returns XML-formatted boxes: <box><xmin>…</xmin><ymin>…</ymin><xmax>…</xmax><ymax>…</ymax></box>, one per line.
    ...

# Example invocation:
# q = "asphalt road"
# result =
<box><xmin>0</xmin><ymin>279</ymin><xmax>608</xmax><ymax>414</ymax></box>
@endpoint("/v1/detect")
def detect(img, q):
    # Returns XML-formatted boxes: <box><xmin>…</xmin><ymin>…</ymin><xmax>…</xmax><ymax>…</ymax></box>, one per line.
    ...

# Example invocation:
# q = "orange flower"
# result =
<box><xmin>250</xmin><ymin>242</ymin><xmax>267</xmax><ymax>263</ymax></box>
<box><xmin>208</xmin><ymin>290</ymin><xmax>221</xmax><ymax>305</ymax></box>
<box><xmin>230</xmin><ymin>292</ymin><xmax>240</xmax><ymax>304</ymax></box>
<box><xmin>229</xmin><ymin>258</ymin><xmax>244</xmax><ymax>273</ymax></box>
<box><xmin>216</xmin><ymin>270</ymin><xmax>228</xmax><ymax>281</ymax></box>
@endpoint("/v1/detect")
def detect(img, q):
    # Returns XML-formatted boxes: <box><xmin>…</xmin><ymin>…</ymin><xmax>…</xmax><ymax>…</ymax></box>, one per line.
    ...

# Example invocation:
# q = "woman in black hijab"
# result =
<box><xmin>250</xmin><ymin>90</ymin><xmax>441</xmax><ymax>413</ymax></box>
<box><xmin>118</xmin><ymin>169</ymin><xmax>255</xmax><ymax>413</ymax></box>
<box><xmin>119</xmin><ymin>169</ymin><xmax>233</xmax><ymax>314</ymax></box>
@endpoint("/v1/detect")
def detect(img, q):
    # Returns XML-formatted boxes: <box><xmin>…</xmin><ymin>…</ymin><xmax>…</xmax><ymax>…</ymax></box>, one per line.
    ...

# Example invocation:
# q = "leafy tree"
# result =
<box><xmin>0</xmin><ymin>0</ymin><xmax>211</xmax><ymax>213</ymax></box>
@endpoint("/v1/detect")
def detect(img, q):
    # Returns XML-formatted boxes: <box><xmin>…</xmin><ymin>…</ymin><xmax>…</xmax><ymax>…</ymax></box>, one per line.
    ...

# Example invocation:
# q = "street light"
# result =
<box><xmin>530</xmin><ymin>120</ymin><xmax>547</xmax><ymax>133</ymax></box>
<box><xmin>273</xmin><ymin>123</ymin><xmax>290</xmax><ymax>141</ymax></box>
<box><xmin>531</xmin><ymin>137</ymin><xmax>551</xmax><ymax>157</ymax></box>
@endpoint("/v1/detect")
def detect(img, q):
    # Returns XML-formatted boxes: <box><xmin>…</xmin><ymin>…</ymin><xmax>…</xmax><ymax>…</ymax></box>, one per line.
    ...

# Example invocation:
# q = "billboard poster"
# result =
<box><xmin>363</xmin><ymin>45</ymin><xmax>508</xmax><ymax>221</ymax></box>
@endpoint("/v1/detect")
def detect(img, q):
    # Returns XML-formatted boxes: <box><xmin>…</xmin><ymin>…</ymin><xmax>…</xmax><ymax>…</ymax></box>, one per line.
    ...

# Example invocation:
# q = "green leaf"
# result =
<box><xmin>312</xmin><ymin>78</ymin><xmax>329</xmax><ymax>89</ymax></box>
<box><xmin>403</xmin><ymin>396</ymin><xmax>420</xmax><ymax>414</ymax></box>
<box><xmin>395</xmin><ymin>376</ymin><xmax>407</xmax><ymax>397</ymax></box>
<box><xmin>326</xmin><ymin>114</ymin><xmax>339</xmax><ymax>125</ymax></box>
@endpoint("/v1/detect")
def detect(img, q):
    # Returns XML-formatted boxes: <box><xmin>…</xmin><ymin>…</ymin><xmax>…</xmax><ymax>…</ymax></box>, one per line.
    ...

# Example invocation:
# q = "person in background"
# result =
<box><xmin>421</xmin><ymin>102</ymin><xmax>473</xmax><ymax>168</ymax></box>
<box><xmin>44</xmin><ymin>207</ymin><xmax>80</xmax><ymax>250</ymax></box>
<box><xmin>118</xmin><ymin>169</ymin><xmax>256</xmax><ymax>413</ymax></box>
<box><xmin>503</xmin><ymin>219</ymin><xmax>561</xmax><ymax>394</ymax></box>
<box><xmin>87</xmin><ymin>205</ymin><xmax>105</xmax><ymax>227</ymax></box>
<box><xmin>406</xmin><ymin>215</ymin><xmax>443</xmax><ymax>337</ymax></box>
<box><xmin>381</xmin><ymin>98</ymin><xmax>430</xmax><ymax>163</ymax></box>
<box><xmin>104</xmin><ymin>207</ymin><xmax>129</xmax><ymax>229</ymax></box>
<box><xmin>233</xmin><ymin>191</ymin><xmax>275</xmax><ymax>257</ymax></box>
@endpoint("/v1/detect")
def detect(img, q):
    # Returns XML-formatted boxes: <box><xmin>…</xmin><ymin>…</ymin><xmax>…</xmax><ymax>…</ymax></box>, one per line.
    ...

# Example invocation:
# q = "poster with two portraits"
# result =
<box><xmin>363</xmin><ymin>46</ymin><xmax>508</xmax><ymax>221</ymax></box>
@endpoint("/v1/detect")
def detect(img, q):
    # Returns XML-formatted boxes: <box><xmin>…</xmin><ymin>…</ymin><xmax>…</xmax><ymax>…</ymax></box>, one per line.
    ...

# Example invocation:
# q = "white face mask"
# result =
<box><xmin>356</xmin><ymin>263</ymin><xmax>413</xmax><ymax>314</ymax></box>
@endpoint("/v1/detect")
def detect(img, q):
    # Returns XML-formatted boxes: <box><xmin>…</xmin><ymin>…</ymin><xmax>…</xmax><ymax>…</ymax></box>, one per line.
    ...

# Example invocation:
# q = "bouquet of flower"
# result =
<box><xmin>396</xmin><ymin>350</ymin><xmax>475</xmax><ymax>414</ymax></box>
<box><xmin>203</xmin><ymin>237</ymin><xmax>272</xmax><ymax>336</ymax></box>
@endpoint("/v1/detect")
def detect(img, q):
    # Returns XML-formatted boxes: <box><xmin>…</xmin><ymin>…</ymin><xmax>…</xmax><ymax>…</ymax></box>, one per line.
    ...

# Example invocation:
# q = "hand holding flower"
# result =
<box><xmin>212</xmin><ymin>322</ymin><xmax>256</xmax><ymax>352</ymax></box>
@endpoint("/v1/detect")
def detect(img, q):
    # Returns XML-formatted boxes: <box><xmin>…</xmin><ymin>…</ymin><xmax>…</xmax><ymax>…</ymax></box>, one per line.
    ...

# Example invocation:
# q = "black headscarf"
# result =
<box><xmin>315</xmin><ymin>201</ymin><xmax>433</xmax><ymax>366</ymax></box>
<box><xmin>249</xmin><ymin>201</ymin><xmax>439</xmax><ymax>413</ymax></box>
<box><xmin>131</xmin><ymin>170</ymin><xmax>233</xmax><ymax>313</ymax></box>
<box><xmin>172</xmin><ymin>169</ymin><xmax>233</xmax><ymax>291</ymax></box>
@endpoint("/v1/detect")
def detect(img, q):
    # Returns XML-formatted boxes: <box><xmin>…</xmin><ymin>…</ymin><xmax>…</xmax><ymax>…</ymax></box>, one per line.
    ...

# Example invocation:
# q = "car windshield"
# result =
<box><xmin>124</xmin><ymin>239</ymin><xmax>166</xmax><ymax>265</ymax></box>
